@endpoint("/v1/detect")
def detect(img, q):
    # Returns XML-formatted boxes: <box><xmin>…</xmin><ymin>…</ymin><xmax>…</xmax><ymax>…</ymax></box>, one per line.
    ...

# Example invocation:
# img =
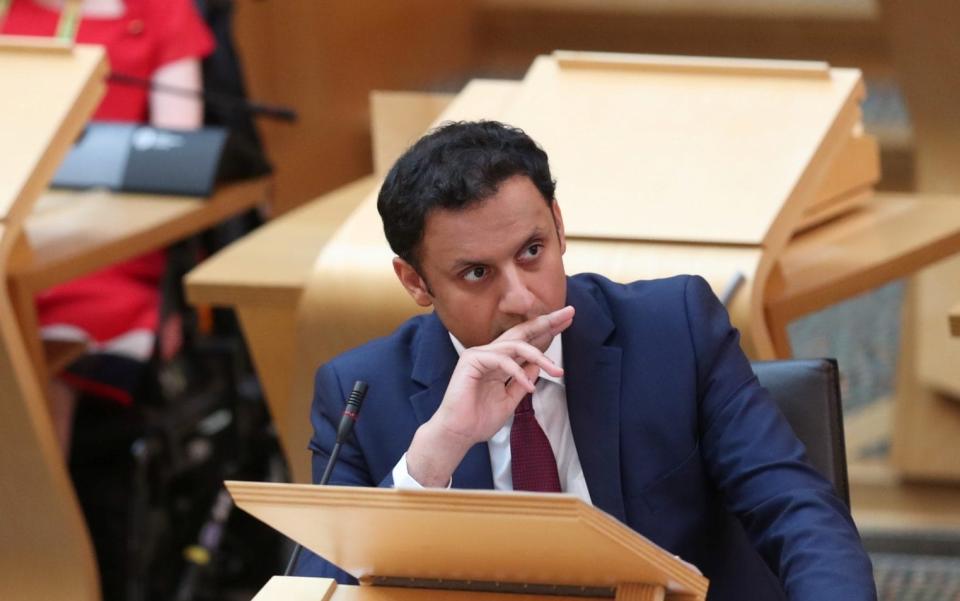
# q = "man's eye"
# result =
<box><xmin>464</xmin><ymin>266</ymin><xmax>487</xmax><ymax>281</ymax></box>
<box><xmin>522</xmin><ymin>244</ymin><xmax>542</xmax><ymax>259</ymax></box>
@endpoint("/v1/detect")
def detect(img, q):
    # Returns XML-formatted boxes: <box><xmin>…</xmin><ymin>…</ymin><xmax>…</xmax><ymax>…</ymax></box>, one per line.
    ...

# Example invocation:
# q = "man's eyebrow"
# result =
<box><xmin>515</xmin><ymin>228</ymin><xmax>547</xmax><ymax>254</ymax></box>
<box><xmin>448</xmin><ymin>227</ymin><xmax>547</xmax><ymax>272</ymax></box>
<box><xmin>450</xmin><ymin>256</ymin><xmax>485</xmax><ymax>272</ymax></box>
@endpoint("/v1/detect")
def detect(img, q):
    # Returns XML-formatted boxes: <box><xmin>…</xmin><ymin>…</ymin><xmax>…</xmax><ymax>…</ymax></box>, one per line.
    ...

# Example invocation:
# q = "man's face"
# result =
<box><xmin>393</xmin><ymin>175</ymin><xmax>568</xmax><ymax>349</ymax></box>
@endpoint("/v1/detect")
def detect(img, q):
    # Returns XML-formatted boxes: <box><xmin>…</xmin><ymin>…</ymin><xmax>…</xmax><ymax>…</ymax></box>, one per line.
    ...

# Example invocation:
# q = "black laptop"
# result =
<box><xmin>52</xmin><ymin>121</ymin><xmax>228</xmax><ymax>197</ymax></box>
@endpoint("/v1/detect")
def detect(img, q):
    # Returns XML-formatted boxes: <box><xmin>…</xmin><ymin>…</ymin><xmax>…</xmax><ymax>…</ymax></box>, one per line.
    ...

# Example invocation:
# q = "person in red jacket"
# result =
<box><xmin>2</xmin><ymin>0</ymin><xmax>215</xmax><ymax>451</ymax></box>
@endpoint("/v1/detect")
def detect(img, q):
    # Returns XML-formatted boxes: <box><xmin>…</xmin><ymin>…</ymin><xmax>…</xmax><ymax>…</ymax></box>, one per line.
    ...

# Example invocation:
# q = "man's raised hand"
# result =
<box><xmin>405</xmin><ymin>306</ymin><xmax>575</xmax><ymax>487</ymax></box>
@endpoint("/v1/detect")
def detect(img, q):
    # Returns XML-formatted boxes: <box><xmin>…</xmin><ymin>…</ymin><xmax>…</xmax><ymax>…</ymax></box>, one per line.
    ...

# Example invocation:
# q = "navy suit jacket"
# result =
<box><xmin>295</xmin><ymin>274</ymin><xmax>876</xmax><ymax>601</ymax></box>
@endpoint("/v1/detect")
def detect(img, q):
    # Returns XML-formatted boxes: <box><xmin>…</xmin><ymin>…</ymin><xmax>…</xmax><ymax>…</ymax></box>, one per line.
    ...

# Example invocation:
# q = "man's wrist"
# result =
<box><xmin>405</xmin><ymin>421</ymin><xmax>472</xmax><ymax>487</ymax></box>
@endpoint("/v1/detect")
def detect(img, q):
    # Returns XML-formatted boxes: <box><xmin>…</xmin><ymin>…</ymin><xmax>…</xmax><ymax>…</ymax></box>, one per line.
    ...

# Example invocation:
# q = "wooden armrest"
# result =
<box><xmin>768</xmin><ymin>193</ymin><xmax>960</xmax><ymax>321</ymax></box>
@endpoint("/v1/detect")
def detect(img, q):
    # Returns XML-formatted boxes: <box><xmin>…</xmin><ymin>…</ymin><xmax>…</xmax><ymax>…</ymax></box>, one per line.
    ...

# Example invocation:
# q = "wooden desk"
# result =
<box><xmin>767</xmin><ymin>193</ymin><xmax>960</xmax><ymax>345</ymax></box>
<box><xmin>951</xmin><ymin>302</ymin><xmax>960</xmax><ymax>337</ymax></box>
<box><xmin>7</xmin><ymin>177</ymin><xmax>270</xmax><ymax>379</ymax></box>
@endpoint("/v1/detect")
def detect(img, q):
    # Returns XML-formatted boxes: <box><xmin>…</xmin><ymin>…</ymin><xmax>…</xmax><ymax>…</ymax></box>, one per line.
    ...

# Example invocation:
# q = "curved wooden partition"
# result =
<box><xmin>0</xmin><ymin>236</ymin><xmax>100</xmax><ymax>601</ymax></box>
<box><xmin>0</xmin><ymin>40</ymin><xmax>107</xmax><ymax>600</ymax></box>
<box><xmin>286</xmin><ymin>52</ymin><xmax>876</xmax><ymax>482</ymax></box>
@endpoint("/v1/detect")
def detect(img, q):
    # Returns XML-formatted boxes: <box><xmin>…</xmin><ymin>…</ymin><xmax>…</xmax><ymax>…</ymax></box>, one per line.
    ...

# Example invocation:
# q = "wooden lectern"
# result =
<box><xmin>0</xmin><ymin>38</ymin><xmax>107</xmax><ymax>601</ymax></box>
<box><xmin>227</xmin><ymin>481</ymin><xmax>709</xmax><ymax>601</ymax></box>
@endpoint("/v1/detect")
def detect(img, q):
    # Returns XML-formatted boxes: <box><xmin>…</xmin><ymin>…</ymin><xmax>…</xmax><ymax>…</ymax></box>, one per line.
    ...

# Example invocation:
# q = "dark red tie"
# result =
<box><xmin>511</xmin><ymin>392</ymin><xmax>562</xmax><ymax>492</ymax></box>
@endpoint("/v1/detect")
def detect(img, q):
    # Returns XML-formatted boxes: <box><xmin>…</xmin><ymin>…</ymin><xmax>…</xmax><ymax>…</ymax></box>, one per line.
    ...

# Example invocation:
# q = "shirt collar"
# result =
<box><xmin>448</xmin><ymin>331</ymin><xmax>565</xmax><ymax>387</ymax></box>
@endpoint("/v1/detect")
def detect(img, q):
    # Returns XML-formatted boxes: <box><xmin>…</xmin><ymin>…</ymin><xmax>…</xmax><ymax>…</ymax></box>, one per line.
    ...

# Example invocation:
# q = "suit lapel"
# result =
<box><xmin>564</xmin><ymin>278</ymin><xmax>626</xmax><ymax>523</ymax></box>
<box><xmin>409</xmin><ymin>314</ymin><xmax>494</xmax><ymax>490</ymax></box>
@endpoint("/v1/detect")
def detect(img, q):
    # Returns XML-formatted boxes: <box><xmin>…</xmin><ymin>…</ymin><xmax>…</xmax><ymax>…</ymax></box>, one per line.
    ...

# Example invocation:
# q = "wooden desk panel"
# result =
<box><xmin>186</xmin><ymin>176</ymin><xmax>373</xmax><ymax>309</ymax></box>
<box><xmin>229</xmin><ymin>482</ymin><xmax>707</xmax><ymax>600</ymax></box>
<box><xmin>7</xmin><ymin>177</ymin><xmax>270</xmax><ymax>379</ymax></box>
<box><xmin>0</xmin><ymin>42</ymin><xmax>106</xmax><ymax>226</ymax></box>
<box><xmin>13</xmin><ymin>178</ymin><xmax>270</xmax><ymax>292</ymax></box>
<box><xmin>503</xmin><ymin>53</ymin><xmax>865</xmax><ymax>247</ymax></box>
<box><xmin>768</xmin><ymin>193</ymin><xmax>960</xmax><ymax>325</ymax></box>
<box><xmin>0</xmin><ymin>39</ymin><xmax>107</xmax><ymax>601</ymax></box>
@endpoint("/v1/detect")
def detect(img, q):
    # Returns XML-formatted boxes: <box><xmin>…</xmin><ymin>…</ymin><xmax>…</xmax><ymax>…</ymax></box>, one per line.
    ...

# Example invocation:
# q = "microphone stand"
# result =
<box><xmin>108</xmin><ymin>72</ymin><xmax>298</xmax><ymax>123</ymax></box>
<box><xmin>283</xmin><ymin>381</ymin><xmax>369</xmax><ymax>575</ymax></box>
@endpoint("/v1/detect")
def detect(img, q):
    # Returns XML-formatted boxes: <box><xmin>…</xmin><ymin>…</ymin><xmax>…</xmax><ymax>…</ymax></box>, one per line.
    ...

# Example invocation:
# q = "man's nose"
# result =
<box><xmin>498</xmin><ymin>266</ymin><xmax>536</xmax><ymax>316</ymax></box>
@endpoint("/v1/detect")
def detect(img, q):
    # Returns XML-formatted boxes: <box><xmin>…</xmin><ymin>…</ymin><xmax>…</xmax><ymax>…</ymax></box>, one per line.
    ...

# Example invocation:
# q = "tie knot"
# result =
<box><xmin>515</xmin><ymin>393</ymin><xmax>534</xmax><ymax>415</ymax></box>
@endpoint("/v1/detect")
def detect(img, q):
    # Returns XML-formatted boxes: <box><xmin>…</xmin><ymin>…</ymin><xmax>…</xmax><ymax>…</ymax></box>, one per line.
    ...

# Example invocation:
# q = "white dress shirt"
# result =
<box><xmin>392</xmin><ymin>334</ymin><xmax>593</xmax><ymax>505</ymax></box>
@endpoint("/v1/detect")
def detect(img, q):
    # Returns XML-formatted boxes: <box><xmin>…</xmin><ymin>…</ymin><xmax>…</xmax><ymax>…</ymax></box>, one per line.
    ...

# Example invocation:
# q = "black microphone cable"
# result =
<box><xmin>107</xmin><ymin>72</ymin><xmax>298</xmax><ymax>122</ymax></box>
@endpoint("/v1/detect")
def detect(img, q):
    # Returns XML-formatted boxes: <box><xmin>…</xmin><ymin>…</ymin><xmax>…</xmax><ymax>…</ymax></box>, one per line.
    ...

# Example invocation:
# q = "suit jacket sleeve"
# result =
<box><xmin>685</xmin><ymin>276</ymin><xmax>876</xmax><ymax>600</ymax></box>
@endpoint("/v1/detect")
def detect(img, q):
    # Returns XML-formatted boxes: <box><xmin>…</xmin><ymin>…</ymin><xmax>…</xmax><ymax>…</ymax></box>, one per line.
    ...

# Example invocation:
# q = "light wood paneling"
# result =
<box><xmin>231</xmin><ymin>1</ymin><xmax>478</xmax><ymax>214</ymax></box>
<box><xmin>504</xmin><ymin>52</ymin><xmax>865</xmax><ymax>246</ymax></box>
<box><xmin>914</xmin><ymin>254</ymin><xmax>960</xmax><ymax>396</ymax></box>
<box><xmin>881</xmin><ymin>0</ymin><xmax>960</xmax><ymax>193</ymax></box>
<box><xmin>237</xmin><ymin>305</ymin><xmax>299</xmax><ymax>451</ymax></box>
<box><xmin>0</xmin><ymin>41</ymin><xmax>105</xmax><ymax>225</ymax></box>
<box><xmin>186</xmin><ymin>176</ymin><xmax>373</xmax><ymax>309</ymax></box>
<box><xmin>891</xmin><ymin>282</ymin><xmax>960</xmax><ymax>481</ymax></box>
<box><xmin>228</xmin><ymin>482</ymin><xmax>707</xmax><ymax>600</ymax></box>
<box><xmin>474</xmin><ymin>7</ymin><xmax>891</xmax><ymax>81</ymax></box>
<box><xmin>252</xmin><ymin>576</ymin><xmax>618</xmax><ymax>601</ymax></box>
<box><xmin>851</xmin><ymin>461</ymin><xmax>960</xmax><ymax>531</ymax></box>
<box><xmin>768</xmin><ymin>194</ymin><xmax>960</xmax><ymax>324</ymax></box>
<box><xmin>814</xmin><ymin>132</ymin><xmax>880</xmax><ymax>205</ymax></box>
<box><xmin>252</xmin><ymin>576</ymin><xmax>337</xmax><ymax>601</ymax></box>
<box><xmin>0</xmin><ymin>39</ymin><xmax>106</xmax><ymax>601</ymax></box>
<box><xmin>0</xmin><ymin>247</ymin><xmax>100</xmax><ymax>601</ymax></box>
<box><xmin>14</xmin><ymin>179</ymin><xmax>270</xmax><ymax>293</ymax></box>
<box><xmin>615</xmin><ymin>583</ymin><xmax>666</xmax><ymax>601</ymax></box>
<box><xmin>371</xmin><ymin>91</ymin><xmax>455</xmax><ymax>176</ymax></box>
<box><xmin>882</xmin><ymin>0</ymin><xmax>960</xmax><ymax>393</ymax></box>
<box><xmin>878</xmin><ymin>0</ymin><xmax>960</xmax><ymax>479</ymax></box>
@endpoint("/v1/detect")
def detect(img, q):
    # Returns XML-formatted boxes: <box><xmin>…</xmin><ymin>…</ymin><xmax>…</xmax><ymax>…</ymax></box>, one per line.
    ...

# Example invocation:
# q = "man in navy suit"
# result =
<box><xmin>295</xmin><ymin>121</ymin><xmax>876</xmax><ymax>600</ymax></box>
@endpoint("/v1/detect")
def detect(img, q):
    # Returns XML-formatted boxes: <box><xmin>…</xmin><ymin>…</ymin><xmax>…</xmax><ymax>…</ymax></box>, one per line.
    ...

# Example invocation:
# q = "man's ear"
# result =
<box><xmin>552</xmin><ymin>199</ymin><xmax>566</xmax><ymax>255</ymax></box>
<box><xmin>393</xmin><ymin>257</ymin><xmax>434</xmax><ymax>307</ymax></box>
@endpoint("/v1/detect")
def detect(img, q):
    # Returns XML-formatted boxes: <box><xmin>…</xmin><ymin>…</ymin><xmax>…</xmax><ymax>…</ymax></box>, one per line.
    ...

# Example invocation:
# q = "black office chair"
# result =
<box><xmin>751</xmin><ymin>358</ymin><xmax>850</xmax><ymax>508</ymax></box>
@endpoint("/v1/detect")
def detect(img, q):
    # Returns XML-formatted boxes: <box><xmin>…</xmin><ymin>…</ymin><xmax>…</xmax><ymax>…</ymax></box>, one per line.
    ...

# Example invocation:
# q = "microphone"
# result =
<box><xmin>336</xmin><ymin>381</ymin><xmax>369</xmax><ymax>443</ymax></box>
<box><xmin>322</xmin><ymin>380</ymin><xmax>369</xmax><ymax>485</ymax></box>
<box><xmin>284</xmin><ymin>380</ymin><xmax>369</xmax><ymax>575</ymax></box>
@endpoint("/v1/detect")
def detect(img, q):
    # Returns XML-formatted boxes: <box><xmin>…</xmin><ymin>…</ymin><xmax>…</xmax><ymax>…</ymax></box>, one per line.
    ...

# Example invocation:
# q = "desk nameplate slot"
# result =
<box><xmin>369</xmin><ymin>576</ymin><xmax>616</xmax><ymax>598</ymax></box>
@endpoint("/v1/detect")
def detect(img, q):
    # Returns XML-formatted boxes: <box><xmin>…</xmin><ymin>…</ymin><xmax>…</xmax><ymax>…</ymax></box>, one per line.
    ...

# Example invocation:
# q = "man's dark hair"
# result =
<box><xmin>377</xmin><ymin>120</ymin><xmax>557</xmax><ymax>266</ymax></box>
